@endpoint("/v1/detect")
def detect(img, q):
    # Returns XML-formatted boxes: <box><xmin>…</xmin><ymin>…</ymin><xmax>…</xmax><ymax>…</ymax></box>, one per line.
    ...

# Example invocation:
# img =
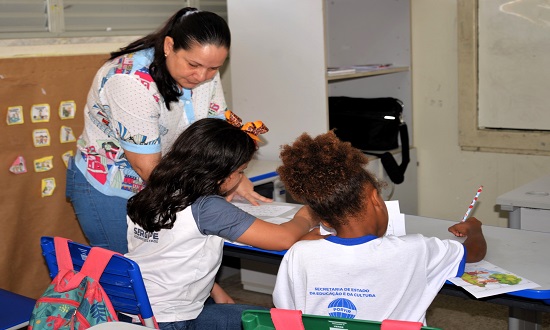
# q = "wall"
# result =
<box><xmin>0</xmin><ymin>38</ymin><xmax>232</xmax><ymax>108</ymax></box>
<box><xmin>0</xmin><ymin>38</ymin><xmax>232</xmax><ymax>299</ymax></box>
<box><xmin>411</xmin><ymin>0</ymin><xmax>550</xmax><ymax>227</ymax></box>
<box><xmin>0</xmin><ymin>55</ymin><xmax>101</xmax><ymax>299</ymax></box>
<box><xmin>0</xmin><ymin>39</ymin><xmax>129</xmax><ymax>300</ymax></box>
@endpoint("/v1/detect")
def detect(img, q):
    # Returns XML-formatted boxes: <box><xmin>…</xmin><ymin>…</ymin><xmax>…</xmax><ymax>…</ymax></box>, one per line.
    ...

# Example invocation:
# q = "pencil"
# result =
<box><xmin>461</xmin><ymin>185</ymin><xmax>483</xmax><ymax>222</ymax></box>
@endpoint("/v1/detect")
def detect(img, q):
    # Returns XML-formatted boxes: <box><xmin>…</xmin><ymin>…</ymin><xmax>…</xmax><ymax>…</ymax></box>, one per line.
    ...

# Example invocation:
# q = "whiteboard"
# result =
<box><xmin>478</xmin><ymin>0</ymin><xmax>550</xmax><ymax>131</ymax></box>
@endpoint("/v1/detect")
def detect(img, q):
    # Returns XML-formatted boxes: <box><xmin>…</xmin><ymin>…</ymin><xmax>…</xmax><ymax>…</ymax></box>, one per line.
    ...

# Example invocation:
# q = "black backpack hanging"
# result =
<box><xmin>328</xmin><ymin>97</ymin><xmax>410</xmax><ymax>184</ymax></box>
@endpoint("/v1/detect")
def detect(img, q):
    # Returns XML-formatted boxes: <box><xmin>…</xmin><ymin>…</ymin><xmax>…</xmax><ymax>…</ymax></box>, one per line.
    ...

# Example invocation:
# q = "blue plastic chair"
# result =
<box><xmin>0</xmin><ymin>288</ymin><xmax>35</xmax><ymax>330</ymax></box>
<box><xmin>40</xmin><ymin>236</ymin><xmax>157</xmax><ymax>328</ymax></box>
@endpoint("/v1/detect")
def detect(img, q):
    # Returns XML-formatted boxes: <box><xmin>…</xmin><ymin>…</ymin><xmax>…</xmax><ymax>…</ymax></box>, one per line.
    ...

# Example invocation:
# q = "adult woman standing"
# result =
<box><xmin>66</xmin><ymin>7</ymin><xmax>269</xmax><ymax>254</ymax></box>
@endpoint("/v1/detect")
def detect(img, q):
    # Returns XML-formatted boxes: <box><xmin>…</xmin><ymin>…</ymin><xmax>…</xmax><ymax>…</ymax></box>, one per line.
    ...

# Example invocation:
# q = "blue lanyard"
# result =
<box><xmin>181</xmin><ymin>88</ymin><xmax>195</xmax><ymax>123</ymax></box>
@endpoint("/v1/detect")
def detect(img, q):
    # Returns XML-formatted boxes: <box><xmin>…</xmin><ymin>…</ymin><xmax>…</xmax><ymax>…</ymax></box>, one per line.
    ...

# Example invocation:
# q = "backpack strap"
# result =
<box><xmin>53</xmin><ymin>237</ymin><xmax>119</xmax><ymax>288</ymax></box>
<box><xmin>54</xmin><ymin>236</ymin><xmax>75</xmax><ymax>273</ymax></box>
<box><xmin>270</xmin><ymin>308</ymin><xmax>305</xmax><ymax>330</ymax></box>
<box><xmin>364</xmin><ymin>123</ymin><xmax>410</xmax><ymax>185</ymax></box>
<box><xmin>79</xmin><ymin>247</ymin><xmax>119</xmax><ymax>282</ymax></box>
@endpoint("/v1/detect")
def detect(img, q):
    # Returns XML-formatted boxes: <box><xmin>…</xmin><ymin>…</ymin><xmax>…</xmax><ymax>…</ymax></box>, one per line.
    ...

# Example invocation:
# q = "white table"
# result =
<box><xmin>407</xmin><ymin>215</ymin><xmax>550</xmax><ymax>330</ymax></box>
<box><xmin>240</xmin><ymin>160</ymin><xmax>285</xmax><ymax>292</ymax></box>
<box><xmin>245</xmin><ymin>159</ymin><xmax>281</xmax><ymax>185</ymax></box>
<box><xmin>225</xmin><ymin>208</ymin><xmax>550</xmax><ymax>330</ymax></box>
<box><xmin>496</xmin><ymin>175</ymin><xmax>550</xmax><ymax>231</ymax></box>
<box><xmin>245</xmin><ymin>159</ymin><xmax>285</xmax><ymax>202</ymax></box>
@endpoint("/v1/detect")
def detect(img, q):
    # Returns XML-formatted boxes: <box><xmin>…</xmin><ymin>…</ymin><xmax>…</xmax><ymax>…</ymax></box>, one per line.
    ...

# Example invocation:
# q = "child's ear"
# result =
<box><xmin>368</xmin><ymin>187</ymin><xmax>383</xmax><ymax>206</ymax></box>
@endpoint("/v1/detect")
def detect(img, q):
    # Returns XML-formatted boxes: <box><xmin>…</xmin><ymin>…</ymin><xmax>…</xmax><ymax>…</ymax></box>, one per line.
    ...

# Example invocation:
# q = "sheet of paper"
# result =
<box><xmin>386</xmin><ymin>213</ymin><xmax>406</xmax><ymax>237</ymax></box>
<box><xmin>384</xmin><ymin>200</ymin><xmax>406</xmax><ymax>236</ymax></box>
<box><xmin>319</xmin><ymin>223</ymin><xmax>337</xmax><ymax>235</ymax></box>
<box><xmin>447</xmin><ymin>260</ymin><xmax>540</xmax><ymax>298</ymax></box>
<box><xmin>385</xmin><ymin>199</ymin><xmax>401</xmax><ymax>215</ymax></box>
<box><xmin>281</xmin><ymin>208</ymin><xmax>298</xmax><ymax>219</ymax></box>
<box><xmin>232</xmin><ymin>202</ymin><xmax>295</xmax><ymax>218</ymax></box>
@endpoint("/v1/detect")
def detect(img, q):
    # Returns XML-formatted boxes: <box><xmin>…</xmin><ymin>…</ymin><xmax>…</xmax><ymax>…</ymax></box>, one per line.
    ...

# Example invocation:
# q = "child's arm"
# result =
<box><xmin>210</xmin><ymin>282</ymin><xmax>235</xmax><ymax>304</ymax></box>
<box><xmin>448</xmin><ymin>217</ymin><xmax>487</xmax><ymax>263</ymax></box>
<box><xmin>236</xmin><ymin>205</ymin><xmax>322</xmax><ymax>250</ymax></box>
<box><xmin>298</xmin><ymin>227</ymin><xmax>328</xmax><ymax>241</ymax></box>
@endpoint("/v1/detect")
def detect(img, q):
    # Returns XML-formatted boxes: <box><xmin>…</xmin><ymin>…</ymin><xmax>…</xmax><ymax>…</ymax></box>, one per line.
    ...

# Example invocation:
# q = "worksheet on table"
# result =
<box><xmin>448</xmin><ymin>260</ymin><xmax>540</xmax><ymax>298</ymax></box>
<box><xmin>232</xmin><ymin>200</ymin><xmax>406</xmax><ymax>236</ymax></box>
<box><xmin>232</xmin><ymin>202</ymin><xmax>296</xmax><ymax>218</ymax></box>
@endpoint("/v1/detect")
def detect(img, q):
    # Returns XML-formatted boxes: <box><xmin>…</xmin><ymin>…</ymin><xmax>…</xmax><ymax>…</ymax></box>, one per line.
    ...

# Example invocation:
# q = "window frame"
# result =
<box><xmin>457</xmin><ymin>0</ymin><xmax>550</xmax><ymax>156</ymax></box>
<box><xmin>0</xmin><ymin>0</ymin><xmax>228</xmax><ymax>40</ymax></box>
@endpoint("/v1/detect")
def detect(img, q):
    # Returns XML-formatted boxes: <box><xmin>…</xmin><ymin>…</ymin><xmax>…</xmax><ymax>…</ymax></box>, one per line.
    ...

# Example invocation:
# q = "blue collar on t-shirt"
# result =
<box><xmin>325</xmin><ymin>234</ymin><xmax>379</xmax><ymax>246</ymax></box>
<box><xmin>130</xmin><ymin>48</ymin><xmax>154</xmax><ymax>75</ymax></box>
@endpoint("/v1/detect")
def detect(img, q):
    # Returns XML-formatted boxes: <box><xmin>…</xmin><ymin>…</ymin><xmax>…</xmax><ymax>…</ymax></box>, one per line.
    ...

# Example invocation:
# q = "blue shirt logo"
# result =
<box><xmin>328</xmin><ymin>298</ymin><xmax>357</xmax><ymax>319</ymax></box>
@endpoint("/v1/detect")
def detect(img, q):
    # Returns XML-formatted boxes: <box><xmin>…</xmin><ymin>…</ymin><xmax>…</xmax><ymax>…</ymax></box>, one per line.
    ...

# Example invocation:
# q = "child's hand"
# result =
<box><xmin>448</xmin><ymin>217</ymin><xmax>486</xmax><ymax>262</ymax></box>
<box><xmin>210</xmin><ymin>282</ymin><xmax>235</xmax><ymax>304</ymax></box>
<box><xmin>448</xmin><ymin>217</ymin><xmax>483</xmax><ymax>237</ymax></box>
<box><xmin>225</xmin><ymin>176</ymin><xmax>272</xmax><ymax>206</ymax></box>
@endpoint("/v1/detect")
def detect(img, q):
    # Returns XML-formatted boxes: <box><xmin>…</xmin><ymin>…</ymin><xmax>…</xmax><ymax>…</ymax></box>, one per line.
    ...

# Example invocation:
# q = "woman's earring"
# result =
<box><xmin>164</xmin><ymin>53</ymin><xmax>168</xmax><ymax>57</ymax></box>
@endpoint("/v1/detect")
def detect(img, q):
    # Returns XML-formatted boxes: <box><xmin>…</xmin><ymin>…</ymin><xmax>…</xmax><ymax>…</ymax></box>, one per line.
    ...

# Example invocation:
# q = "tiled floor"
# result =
<box><xmin>219</xmin><ymin>272</ymin><xmax>550</xmax><ymax>330</ymax></box>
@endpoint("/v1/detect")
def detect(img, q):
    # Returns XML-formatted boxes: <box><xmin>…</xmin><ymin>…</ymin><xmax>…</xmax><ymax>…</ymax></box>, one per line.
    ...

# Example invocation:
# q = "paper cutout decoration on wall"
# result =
<box><xmin>34</xmin><ymin>156</ymin><xmax>54</xmax><ymax>172</ymax></box>
<box><xmin>62</xmin><ymin>150</ymin><xmax>74</xmax><ymax>168</ymax></box>
<box><xmin>33</xmin><ymin>129</ymin><xmax>51</xmax><ymax>147</ymax></box>
<box><xmin>6</xmin><ymin>106</ymin><xmax>24</xmax><ymax>125</ymax></box>
<box><xmin>59</xmin><ymin>100</ymin><xmax>76</xmax><ymax>120</ymax></box>
<box><xmin>41</xmin><ymin>177</ymin><xmax>56</xmax><ymax>197</ymax></box>
<box><xmin>30</xmin><ymin>104</ymin><xmax>50</xmax><ymax>123</ymax></box>
<box><xmin>60</xmin><ymin>126</ymin><xmax>76</xmax><ymax>143</ymax></box>
<box><xmin>9</xmin><ymin>156</ymin><xmax>27</xmax><ymax>174</ymax></box>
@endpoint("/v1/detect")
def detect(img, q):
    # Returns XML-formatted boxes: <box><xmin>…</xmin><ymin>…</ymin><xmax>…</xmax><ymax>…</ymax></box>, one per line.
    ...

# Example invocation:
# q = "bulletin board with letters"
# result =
<box><xmin>0</xmin><ymin>54</ymin><xmax>107</xmax><ymax>298</ymax></box>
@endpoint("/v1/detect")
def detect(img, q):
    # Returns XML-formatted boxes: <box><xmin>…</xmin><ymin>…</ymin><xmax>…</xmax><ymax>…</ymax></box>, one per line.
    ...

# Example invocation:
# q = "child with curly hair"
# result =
<box><xmin>125</xmin><ymin>117</ymin><xmax>322</xmax><ymax>330</ymax></box>
<box><xmin>273</xmin><ymin>131</ymin><xmax>486</xmax><ymax>324</ymax></box>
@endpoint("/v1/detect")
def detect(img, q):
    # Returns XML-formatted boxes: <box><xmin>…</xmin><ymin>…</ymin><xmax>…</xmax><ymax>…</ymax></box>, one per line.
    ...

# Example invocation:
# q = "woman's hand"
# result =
<box><xmin>225</xmin><ymin>176</ymin><xmax>272</xmax><ymax>206</ymax></box>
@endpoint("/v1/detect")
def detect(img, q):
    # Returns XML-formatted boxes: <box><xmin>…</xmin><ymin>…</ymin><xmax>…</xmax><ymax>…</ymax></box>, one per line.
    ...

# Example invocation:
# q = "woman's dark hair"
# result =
<box><xmin>128</xmin><ymin>118</ymin><xmax>256</xmax><ymax>232</ymax></box>
<box><xmin>278</xmin><ymin>131</ymin><xmax>382</xmax><ymax>229</ymax></box>
<box><xmin>110</xmin><ymin>7</ymin><xmax>231</xmax><ymax>109</ymax></box>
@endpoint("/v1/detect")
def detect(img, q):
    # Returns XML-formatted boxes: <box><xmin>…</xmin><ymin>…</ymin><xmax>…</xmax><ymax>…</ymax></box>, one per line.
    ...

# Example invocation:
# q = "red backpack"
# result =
<box><xmin>29</xmin><ymin>237</ymin><xmax>119</xmax><ymax>329</ymax></box>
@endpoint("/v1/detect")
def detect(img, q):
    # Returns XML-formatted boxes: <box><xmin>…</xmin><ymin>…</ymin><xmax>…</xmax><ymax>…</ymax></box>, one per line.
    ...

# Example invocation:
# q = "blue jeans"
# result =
<box><xmin>158</xmin><ymin>298</ymin><xmax>268</xmax><ymax>330</ymax></box>
<box><xmin>66</xmin><ymin>157</ymin><xmax>129</xmax><ymax>254</ymax></box>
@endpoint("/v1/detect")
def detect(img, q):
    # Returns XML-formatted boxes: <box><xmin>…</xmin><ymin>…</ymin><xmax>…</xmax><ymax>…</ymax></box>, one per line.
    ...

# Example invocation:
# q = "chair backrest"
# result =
<box><xmin>242</xmin><ymin>309</ymin><xmax>442</xmax><ymax>330</ymax></box>
<box><xmin>40</xmin><ymin>236</ymin><xmax>157</xmax><ymax>328</ymax></box>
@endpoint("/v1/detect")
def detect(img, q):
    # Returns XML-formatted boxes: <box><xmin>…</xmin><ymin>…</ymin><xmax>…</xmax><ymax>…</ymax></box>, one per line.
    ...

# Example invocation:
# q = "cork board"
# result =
<box><xmin>0</xmin><ymin>54</ymin><xmax>107</xmax><ymax>298</ymax></box>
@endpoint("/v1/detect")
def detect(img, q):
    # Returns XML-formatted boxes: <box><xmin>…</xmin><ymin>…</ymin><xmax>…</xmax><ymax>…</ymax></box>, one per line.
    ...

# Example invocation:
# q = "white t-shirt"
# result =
<box><xmin>273</xmin><ymin>234</ymin><xmax>466</xmax><ymax>324</ymax></box>
<box><xmin>125</xmin><ymin>195</ymin><xmax>255</xmax><ymax>322</ymax></box>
